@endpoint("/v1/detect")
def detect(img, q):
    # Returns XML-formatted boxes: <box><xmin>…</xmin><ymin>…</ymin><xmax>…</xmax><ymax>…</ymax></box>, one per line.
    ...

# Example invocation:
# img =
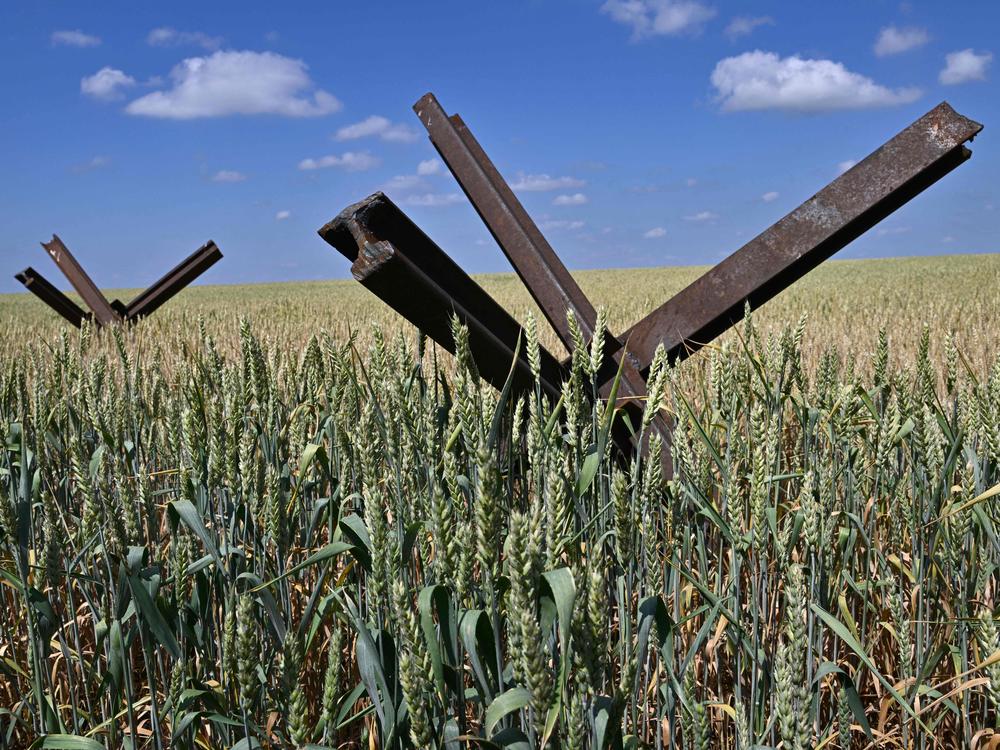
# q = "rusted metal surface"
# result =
<box><xmin>41</xmin><ymin>234</ymin><xmax>120</xmax><ymax>325</ymax></box>
<box><xmin>319</xmin><ymin>192</ymin><xmax>567</xmax><ymax>400</ymax></box>
<box><xmin>413</xmin><ymin>93</ymin><xmax>673</xmax><ymax>468</ymax></box>
<box><xmin>126</xmin><ymin>241</ymin><xmax>222</xmax><ymax>319</ymax></box>
<box><xmin>318</xmin><ymin>191</ymin><xmax>645</xmax><ymax>461</ymax></box>
<box><xmin>18</xmin><ymin>236</ymin><xmax>222</xmax><ymax>326</ymax></box>
<box><xmin>414</xmin><ymin>94</ymin><xmax>599</xmax><ymax>347</ymax></box>
<box><xmin>617</xmin><ymin>102</ymin><xmax>983</xmax><ymax>376</ymax></box>
<box><xmin>326</xmin><ymin>97</ymin><xmax>979</xmax><ymax>476</ymax></box>
<box><xmin>15</xmin><ymin>267</ymin><xmax>89</xmax><ymax>327</ymax></box>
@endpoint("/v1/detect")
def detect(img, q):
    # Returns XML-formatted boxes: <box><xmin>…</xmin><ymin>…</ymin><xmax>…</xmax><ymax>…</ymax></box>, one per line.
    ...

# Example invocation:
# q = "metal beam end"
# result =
<box><xmin>40</xmin><ymin>235</ymin><xmax>60</xmax><ymax>253</ymax></box>
<box><xmin>352</xmin><ymin>240</ymin><xmax>397</xmax><ymax>283</ymax></box>
<box><xmin>318</xmin><ymin>192</ymin><xmax>392</xmax><ymax>262</ymax></box>
<box><xmin>921</xmin><ymin>102</ymin><xmax>983</xmax><ymax>154</ymax></box>
<box><xmin>412</xmin><ymin>92</ymin><xmax>440</xmax><ymax>116</ymax></box>
<box><xmin>934</xmin><ymin>101</ymin><xmax>984</xmax><ymax>140</ymax></box>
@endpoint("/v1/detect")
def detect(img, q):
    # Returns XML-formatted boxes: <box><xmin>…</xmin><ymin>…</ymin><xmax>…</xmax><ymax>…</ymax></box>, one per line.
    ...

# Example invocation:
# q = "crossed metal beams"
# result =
<box><xmin>320</xmin><ymin>95</ymin><xmax>981</xmax><ymax>472</ymax></box>
<box><xmin>415</xmin><ymin>97</ymin><xmax>982</xmax><ymax>382</ymax></box>
<box><xmin>617</xmin><ymin>102</ymin><xmax>983</xmax><ymax>375</ymax></box>
<box><xmin>16</xmin><ymin>235</ymin><xmax>222</xmax><ymax>327</ymax></box>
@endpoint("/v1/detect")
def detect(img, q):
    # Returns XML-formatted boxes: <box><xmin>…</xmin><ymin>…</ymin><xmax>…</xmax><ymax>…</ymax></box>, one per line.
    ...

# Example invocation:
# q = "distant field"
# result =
<box><xmin>2</xmin><ymin>251</ymin><xmax>1000</xmax><ymax>748</ymax></box>
<box><xmin>3</xmin><ymin>253</ymin><xmax>999</xmax><ymax>371</ymax></box>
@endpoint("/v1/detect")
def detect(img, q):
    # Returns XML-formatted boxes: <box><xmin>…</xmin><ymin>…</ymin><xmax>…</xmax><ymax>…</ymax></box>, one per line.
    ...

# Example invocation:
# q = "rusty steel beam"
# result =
<box><xmin>414</xmin><ymin>93</ymin><xmax>599</xmax><ymax>348</ymax></box>
<box><xmin>618</xmin><ymin>101</ymin><xmax>983</xmax><ymax>376</ymax></box>
<box><xmin>318</xmin><ymin>192</ymin><xmax>567</xmax><ymax>401</ymax></box>
<box><xmin>125</xmin><ymin>241</ymin><xmax>221</xmax><ymax>320</ymax></box>
<box><xmin>14</xmin><ymin>267</ymin><xmax>89</xmax><ymax>328</ymax></box>
<box><xmin>413</xmin><ymin>93</ymin><xmax>672</xmax><ymax>468</ymax></box>
<box><xmin>319</xmin><ymin>192</ymin><xmax>645</xmax><ymax>463</ymax></box>
<box><xmin>41</xmin><ymin>234</ymin><xmax>119</xmax><ymax>326</ymax></box>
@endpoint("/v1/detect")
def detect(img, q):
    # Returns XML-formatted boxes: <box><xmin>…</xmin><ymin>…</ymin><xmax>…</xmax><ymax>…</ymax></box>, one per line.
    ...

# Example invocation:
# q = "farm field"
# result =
<box><xmin>1</xmin><ymin>252</ymin><xmax>1000</xmax><ymax>748</ymax></box>
<box><xmin>3</xmin><ymin>253</ymin><xmax>1000</xmax><ymax>368</ymax></box>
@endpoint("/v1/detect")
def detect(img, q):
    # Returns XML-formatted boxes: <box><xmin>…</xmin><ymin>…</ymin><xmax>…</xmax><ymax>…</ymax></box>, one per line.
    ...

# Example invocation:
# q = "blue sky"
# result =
<box><xmin>1</xmin><ymin>1</ymin><xmax>997</xmax><ymax>293</ymax></box>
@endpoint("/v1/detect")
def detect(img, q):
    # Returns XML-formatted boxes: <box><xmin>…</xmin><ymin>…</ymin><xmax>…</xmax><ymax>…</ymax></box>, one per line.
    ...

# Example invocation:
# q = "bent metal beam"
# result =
<box><xmin>125</xmin><ymin>241</ymin><xmax>222</xmax><ymax>320</ymax></box>
<box><xmin>318</xmin><ymin>191</ymin><xmax>643</xmax><ymax>461</ymax></box>
<box><xmin>327</xmin><ymin>96</ymin><xmax>980</xmax><ymax>472</ymax></box>
<box><xmin>41</xmin><ymin>234</ymin><xmax>120</xmax><ymax>326</ymax></box>
<box><xmin>320</xmin><ymin>192</ymin><xmax>567</xmax><ymax>401</ymax></box>
<box><xmin>617</xmin><ymin>102</ymin><xmax>983</xmax><ymax>377</ymax></box>
<box><xmin>14</xmin><ymin>266</ymin><xmax>89</xmax><ymax>328</ymax></box>
<box><xmin>15</xmin><ymin>236</ymin><xmax>223</xmax><ymax>327</ymax></box>
<box><xmin>413</xmin><ymin>93</ymin><xmax>673</xmax><ymax>461</ymax></box>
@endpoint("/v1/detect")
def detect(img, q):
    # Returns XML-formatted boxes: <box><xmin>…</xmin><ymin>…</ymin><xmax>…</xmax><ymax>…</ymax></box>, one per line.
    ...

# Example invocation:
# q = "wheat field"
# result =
<box><xmin>1</xmin><ymin>253</ymin><xmax>999</xmax><ymax>749</ymax></box>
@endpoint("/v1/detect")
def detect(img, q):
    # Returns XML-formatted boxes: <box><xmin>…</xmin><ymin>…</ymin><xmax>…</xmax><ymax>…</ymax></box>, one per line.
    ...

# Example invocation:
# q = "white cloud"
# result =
<box><xmin>761</xmin><ymin>191</ymin><xmax>779</xmax><ymax>202</ymax></box>
<box><xmin>837</xmin><ymin>159</ymin><xmax>857</xmax><ymax>175</ymax></box>
<box><xmin>541</xmin><ymin>219</ymin><xmax>586</xmax><ymax>231</ymax></box>
<box><xmin>939</xmin><ymin>49</ymin><xmax>992</xmax><ymax>85</ymax></box>
<box><xmin>511</xmin><ymin>173</ymin><xmax>585</xmax><ymax>191</ymax></box>
<box><xmin>601</xmin><ymin>0</ymin><xmax>716</xmax><ymax>39</ymax></box>
<box><xmin>402</xmin><ymin>193</ymin><xmax>465</xmax><ymax>207</ymax></box>
<box><xmin>147</xmin><ymin>27</ymin><xmax>223</xmax><ymax>50</ymax></box>
<box><xmin>877</xmin><ymin>225</ymin><xmax>911</xmax><ymax>236</ymax></box>
<box><xmin>685</xmin><ymin>177</ymin><xmax>698</xmax><ymax>187</ymax></box>
<box><xmin>298</xmin><ymin>151</ymin><xmax>379</xmax><ymax>171</ymax></box>
<box><xmin>724</xmin><ymin>16</ymin><xmax>773</xmax><ymax>40</ymax></box>
<box><xmin>335</xmin><ymin>115</ymin><xmax>418</xmax><ymax>143</ymax></box>
<box><xmin>711</xmin><ymin>51</ymin><xmax>921</xmax><ymax>112</ymax></box>
<box><xmin>52</xmin><ymin>30</ymin><xmax>101</xmax><ymax>47</ymax></box>
<box><xmin>334</xmin><ymin>116</ymin><xmax>389</xmax><ymax>139</ymax></box>
<box><xmin>275</xmin><ymin>210</ymin><xmax>291</xmax><ymax>220</ymax></box>
<box><xmin>874</xmin><ymin>26</ymin><xmax>929</xmax><ymax>57</ymax></box>
<box><xmin>553</xmin><ymin>193</ymin><xmax>588</xmax><ymax>206</ymax></box>
<box><xmin>685</xmin><ymin>211</ymin><xmax>718</xmax><ymax>222</ymax></box>
<box><xmin>417</xmin><ymin>158</ymin><xmax>443</xmax><ymax>176</ymax></box>
<box><xmin>71</xmin><ymin>156</ymin><xmax>110</xmax><ymax>174</ymax></box>
<box><xmin>211</xmin><ymin>170</ymin><xmax>247</xmax><ymax>183</ymax></box>
<box><xmin>383</xmin><ymin>174</ymin><xmax>424</xmax><ymax>190</ymax></box>
<box><xmin>126</xmin><ymin>50</ymin><xmax>341</xmax><ymax>119</ymax></box>
<box><xmin>382</xmin><ymin>161</ymin><xmax>447</xmax><ymax>194</ymax></box>
<box><xmin>644</xmin><ymin>227</ymin><xmax>667</xmax><ymax>238</ymax></box>
<box><xmin>81</xmin><ymin>67</ymin><xmax>136</xmax><ymax>100</ymax></box>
